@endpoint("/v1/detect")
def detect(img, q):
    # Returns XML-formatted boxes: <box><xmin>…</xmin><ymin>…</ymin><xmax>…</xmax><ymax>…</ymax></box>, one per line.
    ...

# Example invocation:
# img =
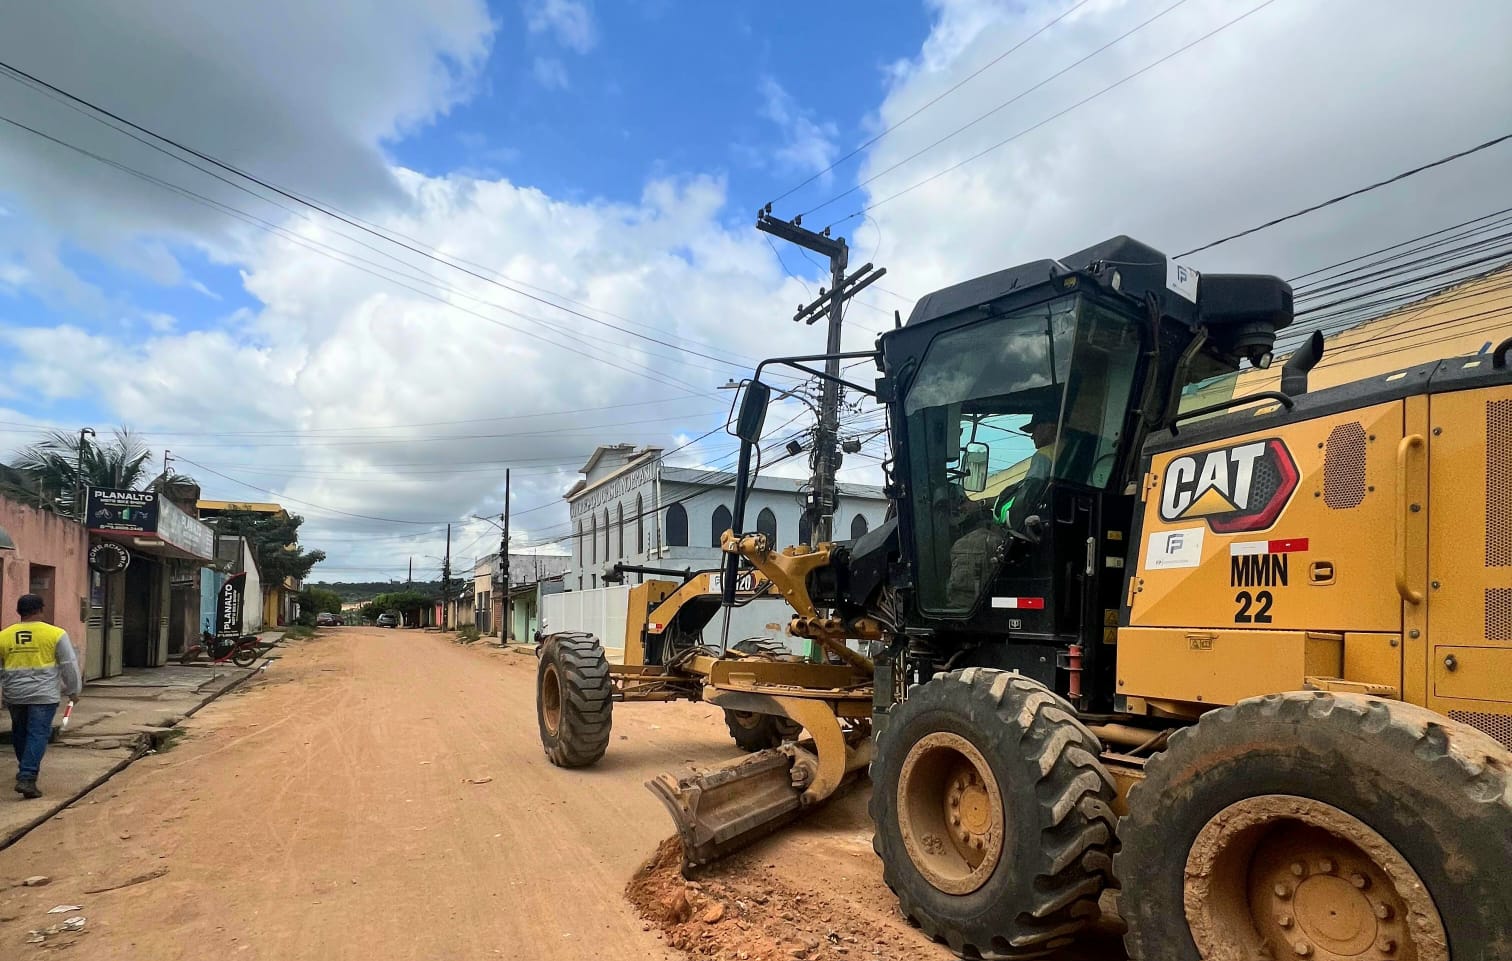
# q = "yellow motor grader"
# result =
<box><xmin>539</xmin><ymin>235</ymin><xmax>1512</xmax><ymax>960</ymax></box>
<box><xmin>533</xmin><ymin>561</ymin><xmax>877</xmax><ymax>863</ymax></box>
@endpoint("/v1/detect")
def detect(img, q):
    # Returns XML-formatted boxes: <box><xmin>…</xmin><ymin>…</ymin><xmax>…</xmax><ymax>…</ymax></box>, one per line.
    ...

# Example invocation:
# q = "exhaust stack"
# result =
<box><xmin>1281</xmin><ymin>330</ymin><xmax>1325</xmax><ymax>396</ymax></box>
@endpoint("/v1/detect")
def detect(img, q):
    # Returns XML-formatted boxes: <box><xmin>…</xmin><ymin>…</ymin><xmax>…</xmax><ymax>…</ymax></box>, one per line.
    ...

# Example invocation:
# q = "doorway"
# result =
<box><xmin>123</xmin><ymin>557</ymin><xmax>158</xmax><ymax>668</ymax></box>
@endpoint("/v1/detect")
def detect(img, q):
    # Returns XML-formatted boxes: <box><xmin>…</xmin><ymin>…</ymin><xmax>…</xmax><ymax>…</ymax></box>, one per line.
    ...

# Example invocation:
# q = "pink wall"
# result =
<box><xmin>0</xmin><ymin>498</ymin><xmax>89</xmax><ymax>654</ymax></box>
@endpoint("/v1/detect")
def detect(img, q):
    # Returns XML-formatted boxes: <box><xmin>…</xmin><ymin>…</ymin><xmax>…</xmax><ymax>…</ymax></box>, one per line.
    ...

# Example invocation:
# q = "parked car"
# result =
<box><xmin>316</xmin><ymin>612</ymin><xmax>341</xmax><ymax>627</ymax></box>
<box><xmin>376</xmin><ymin>611</ymin><xmax>400</xmax><ymax>628</ymax></box>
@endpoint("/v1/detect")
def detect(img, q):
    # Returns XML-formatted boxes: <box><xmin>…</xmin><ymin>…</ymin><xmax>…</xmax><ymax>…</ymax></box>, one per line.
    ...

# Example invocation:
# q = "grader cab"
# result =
<box><xmin>708</xmin><ymin>236</ymin><xmax>1512</xmax><ymax>958</ymax></box>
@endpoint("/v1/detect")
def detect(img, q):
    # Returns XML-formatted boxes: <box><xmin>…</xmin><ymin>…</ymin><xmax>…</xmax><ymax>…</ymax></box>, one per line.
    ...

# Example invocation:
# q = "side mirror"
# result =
<box><xmin>961</xmin><ymin>443</ymin><xmax>989</xmax><ymax>493</ymax></box>
<box><xmin>734</xmin><ymin>380</ymin><xmax>771</xmax><ymax>443</ymax></box>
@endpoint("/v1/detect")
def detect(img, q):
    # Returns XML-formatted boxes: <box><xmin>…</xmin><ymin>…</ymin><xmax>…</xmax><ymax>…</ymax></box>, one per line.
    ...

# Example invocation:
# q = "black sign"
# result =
<box><xmin>88</xmin><ymin>542</ymin><xmax>131</xmax><ymax>574</ymax></box>
<box><xmin>86</xmin><ymin>487</ymin><xmax>159</xmax><ymax>535</ymax></box>
<box><xmin>217</xmin><ymin>572</ymin><xmax>247</xmax><ymax>640</ymax></box>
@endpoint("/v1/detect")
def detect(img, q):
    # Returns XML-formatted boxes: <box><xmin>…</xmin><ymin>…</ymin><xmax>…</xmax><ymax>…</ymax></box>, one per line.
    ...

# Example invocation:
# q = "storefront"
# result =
<box><xmin>85</xmin><ymin>488</ymin><xmax>214</xmax><ymax>675</ymax></box>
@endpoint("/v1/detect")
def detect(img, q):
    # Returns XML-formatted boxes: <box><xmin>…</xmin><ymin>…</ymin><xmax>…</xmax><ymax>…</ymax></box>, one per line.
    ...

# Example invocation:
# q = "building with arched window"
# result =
<box><xmin>562</xmin><ymin>444</ymin><xmax>887</xmax><ymax>593</ymax></box>
<box><xmin>757</xmin><ymin>508</ymin><xmax>777</xmax><ymax>544</ymax></box>
<box><xmin>710</xmin><ymin>505</ymin><xmax>732</xmax><ymax>547</ymax></box>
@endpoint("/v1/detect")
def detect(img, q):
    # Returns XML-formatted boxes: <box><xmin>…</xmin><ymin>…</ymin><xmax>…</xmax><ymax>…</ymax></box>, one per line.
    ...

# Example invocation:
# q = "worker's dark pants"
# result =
<box><xmin>8</xmin><ymin>703</ymin><xmax>58</xmax><ymax>781</ymax></box>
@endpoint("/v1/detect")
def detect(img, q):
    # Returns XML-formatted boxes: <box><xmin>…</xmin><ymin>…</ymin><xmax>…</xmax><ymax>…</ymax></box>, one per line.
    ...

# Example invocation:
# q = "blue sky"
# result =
<box><xmin>394</xmin><ymin>2</ymin><xmax>930</xmax><ymax>219</ymax></box>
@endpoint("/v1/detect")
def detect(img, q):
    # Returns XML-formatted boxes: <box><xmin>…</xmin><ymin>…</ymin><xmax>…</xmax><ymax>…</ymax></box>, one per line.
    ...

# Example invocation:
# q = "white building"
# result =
<box><xmin>563</xmin><ymin>444</ymin><xmax>889</xmax><ymax>592</ymax></box>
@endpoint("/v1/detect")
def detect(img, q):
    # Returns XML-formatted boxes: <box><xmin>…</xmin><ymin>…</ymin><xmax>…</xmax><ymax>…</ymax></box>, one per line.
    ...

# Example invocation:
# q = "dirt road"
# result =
<box><xmin>0</xmin><ymin>628</ymin><xmax>759</xmax><ymax>960</ymax></box>
<box><xmin>0</xmin><ymin>628</ymin><xmax>1117</xmax><ymax>961</ymax></box>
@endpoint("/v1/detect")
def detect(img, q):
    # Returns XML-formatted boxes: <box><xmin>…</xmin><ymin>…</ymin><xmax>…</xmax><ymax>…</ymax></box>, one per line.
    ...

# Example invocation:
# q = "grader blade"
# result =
<box><xmin>646</xmin><ymin>747</ymin><xmax>806</xmax><ymax>869</ymax></box>
<box><xmin>647</xmin><ymin>728</ymin><xmax>874</xmax><ymax>869</ymax></box>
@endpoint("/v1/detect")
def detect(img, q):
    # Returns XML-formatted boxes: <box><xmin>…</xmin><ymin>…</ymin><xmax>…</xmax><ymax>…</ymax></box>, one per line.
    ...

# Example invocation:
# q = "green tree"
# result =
<box><xmin>360</xmin><ymin>589</ymin><xmax>434</xmax><ymax>622</ymax></box>
<box><xmin>2</xmin><ymin>428</ymin><xmax>186</xmax><ymax>514</ymax></box>
<box><xmin>300</xmin><ymin>586</ymin><xmax>344</xmax><ymax>615</ymax></box>
<box><xmin>209</xmin><ymin>509</ymin><xmax>326</xmax><ymax>584</ymax></box>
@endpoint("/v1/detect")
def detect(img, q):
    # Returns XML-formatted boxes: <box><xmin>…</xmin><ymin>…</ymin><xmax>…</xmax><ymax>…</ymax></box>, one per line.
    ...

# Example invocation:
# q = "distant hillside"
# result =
<box><xmin>310</xmin><ymin>579</ymin><xmax>444</xmax><ymax>602</ymax></box>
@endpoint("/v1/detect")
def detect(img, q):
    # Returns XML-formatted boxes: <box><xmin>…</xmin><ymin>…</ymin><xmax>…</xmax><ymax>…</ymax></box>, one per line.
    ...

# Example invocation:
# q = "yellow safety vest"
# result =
<box><xmin>0</xmin><ymin>621</ymin><xmax>67</xmax><ymax>670</ymax></box>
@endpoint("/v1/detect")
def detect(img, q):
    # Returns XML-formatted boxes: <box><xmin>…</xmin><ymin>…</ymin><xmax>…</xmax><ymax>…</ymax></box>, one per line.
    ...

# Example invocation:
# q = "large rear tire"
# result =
<box><xmin>536</xmin><ymin>632</ymin><xmax>613</xmax><ymax>768</ymax></box>
<box><xmin>870</xmin><ymin>668</ymin><xmax>1118</xmax><ymax>958</ymax></box>
<box><xmin>1118</xmin><ymin>692</ymin><xmax>1512</xmax><ymax>961</ymax></box>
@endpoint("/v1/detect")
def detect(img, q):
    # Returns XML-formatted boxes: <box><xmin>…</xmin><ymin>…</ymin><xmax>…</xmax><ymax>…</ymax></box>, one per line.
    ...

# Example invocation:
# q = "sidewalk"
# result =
<box><xmin>0</xmin><ymin>631</ymin><xmax>281</xmax><ymax>848</ymax></box>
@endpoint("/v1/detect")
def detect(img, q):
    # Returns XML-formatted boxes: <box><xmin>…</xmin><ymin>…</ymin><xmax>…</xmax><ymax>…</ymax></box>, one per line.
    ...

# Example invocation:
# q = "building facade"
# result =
<box><xmin>563</xmin><ymin>445</ymin><xmax>889</xmax><ymax>591</ymax></box>
<box><xmin>473</xmin><ymin>551</ymin><xmax>570</xmax><ymax>636</ymax></box>
<box><xmin>85</xmin><ymin>486</ymin><xmax>215</xmax><ymax>672</ymax></box>
<box><xmin>0</xmin><ymin>496</ymin><xmax>88</xmax><ymax>667</ymax></box>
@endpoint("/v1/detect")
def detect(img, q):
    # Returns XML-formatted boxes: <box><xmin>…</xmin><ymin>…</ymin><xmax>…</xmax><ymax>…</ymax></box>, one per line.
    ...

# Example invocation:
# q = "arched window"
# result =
<box><xmin>665</xmin><ymin>503</ymin><xmax>689</xmax><ymax>547</ymax></box>
<box><xmin>799</xmin><ymin>513</ymin><xmax>813</xmax><ymax>546</ymax></box>
<box><xmin>590</xmin><ymin>515</ymin><xmax>597</xmax><ymax>564</ymax></box>
<box><xmin>757</xmin><ymin>508</ymin><xmax>777</xmax><ymax>545</ymax></box>
<box><xmin>636</xmin><ymin>494</ymin><xmax>645</xmax><ymax>554</ymax></box>
<box><xmin>616</xmin><ymin>503</ymin><xmax>624</xmax><ymax>559</ymax></box>
<box><xmin>603</xmin><ymin>508</ymin><xmax>611</xmax><ymax>561</ymax></box>
<box><xmin>850</xmin><ymin>513</ymin><xmax>869</xmax><ymax>539</ymax></box>
<box><xmin>711</xmin><ymin>505</ymin><xmax>733</xmax><ymax>547</ymax></box>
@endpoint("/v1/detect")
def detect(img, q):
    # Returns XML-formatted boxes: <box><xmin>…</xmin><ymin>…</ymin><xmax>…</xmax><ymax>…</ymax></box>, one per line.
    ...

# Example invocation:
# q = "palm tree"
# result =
<box><xmin>2</xmin><ymin>428</ymin><xmax>186</xmax><ymax>515</ymax></box>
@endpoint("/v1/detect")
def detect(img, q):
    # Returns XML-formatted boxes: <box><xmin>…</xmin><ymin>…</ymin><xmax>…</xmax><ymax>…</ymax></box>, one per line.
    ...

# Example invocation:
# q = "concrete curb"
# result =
<box><xmin>0</xmin><ymin>658</ymin><xmax>273</xmax><ymax>852</ymax></box>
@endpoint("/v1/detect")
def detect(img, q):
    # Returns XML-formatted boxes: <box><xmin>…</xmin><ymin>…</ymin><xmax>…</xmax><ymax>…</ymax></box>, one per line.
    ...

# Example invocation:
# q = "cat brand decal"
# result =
<box><xmin>1158</xmin><ymin>438</ymin><xmax>1298</xmax><ymax>533</ymax></box>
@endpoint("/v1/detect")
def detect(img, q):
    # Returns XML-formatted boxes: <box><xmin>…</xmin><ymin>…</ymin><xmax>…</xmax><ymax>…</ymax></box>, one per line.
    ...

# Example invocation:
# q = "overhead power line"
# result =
<box><xmin>820</xmin><ymin>0</ymin><xmax>1280</xmax><ymax>230</ymax></box>
<box><xmin>0</xmin><ymin>60</ymin><xmax>762</xmax><ymax>376</ymax></box>
<box><xmin>799</xmin><ymin>0</ymin><xmax>1197</xmax><ymax>220</ymax></box>
<box><xmin>0</xmin><ymin>112</ymin><xmax>720</xmax><ymax>396</ymax></box>
<box><xmin>765</xmin><ymin>0</ymin><xmax>1096</xmax><ymax>207</ymax></box>
<box><xmin>1174</xmin><ymin>132</ymin><xmax>1512</xmax><ymax>259</ymax></box>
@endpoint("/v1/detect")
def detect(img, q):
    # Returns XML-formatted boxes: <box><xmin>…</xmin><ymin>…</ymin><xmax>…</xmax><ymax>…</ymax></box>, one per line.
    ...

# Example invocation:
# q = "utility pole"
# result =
<box><xmin>500</xmin><ymin>468</ymin><xmax>511</xmax><ymax>644</ymax></box>
<box><xmin>756</xmin><ymin>208</ymin><xmax>886</xmax><ymax>543</ymax></box>
<box><xmin>442</xmin><ymin>523</ymin><xmax>452</xmax><ymax>630</ymax></box>
<box><xmin>74</xmin><ymin>427</ymin><xmax>95</xmax><ymax>521</ymax></box>
<box><xmin>407</xmin><ymin>556</ymin><xmax>412</xmax><ymax>586</ymax></box>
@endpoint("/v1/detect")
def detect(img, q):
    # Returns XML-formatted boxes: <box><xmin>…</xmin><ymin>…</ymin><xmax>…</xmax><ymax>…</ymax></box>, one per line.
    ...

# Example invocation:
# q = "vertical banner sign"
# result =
<box><xmin>217</xmin><ymin>572</ymin><xmax>247</xmax><ymax>640</ymax></box>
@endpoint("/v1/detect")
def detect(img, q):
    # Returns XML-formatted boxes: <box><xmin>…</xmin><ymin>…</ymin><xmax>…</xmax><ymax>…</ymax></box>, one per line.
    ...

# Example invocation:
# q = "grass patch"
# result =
<box><xmin>283</xmin><ymin>625</ymin><xmax>317</xmax><ymax>640</ymax></box>
<box><xmin>455</xmin><ymin>624</ymin><xmax>482</xmax><ymax>645</ymax></box>
<box><xmin>152</xmin><ymin>728</ymin><xmax>190</xmax><ymax>753</ymax></box>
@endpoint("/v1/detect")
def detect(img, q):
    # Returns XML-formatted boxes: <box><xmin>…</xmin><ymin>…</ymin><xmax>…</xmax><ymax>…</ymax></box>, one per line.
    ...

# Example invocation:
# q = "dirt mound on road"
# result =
<box><xmin>627</xmin><ymin>836</ymin><xmax>918</xmax><ymax>961</ymax></box>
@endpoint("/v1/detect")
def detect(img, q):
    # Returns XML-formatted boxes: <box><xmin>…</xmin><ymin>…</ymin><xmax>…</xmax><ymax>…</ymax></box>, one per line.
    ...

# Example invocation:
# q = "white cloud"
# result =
<box><xmin>532</xmin><ymin>56</ymin><xmax>571</xmax><ymax>90</ymax></box>
<box><xmin>524</xmin><ymin>0</ymin><xmax>597</xmax><ymax>53</ymax></box>
<box><xmin>758</xmin><ymin>77</ymin><xmax>840</xmax><ymax>182</ymax></box>
<box><xmin>0</xmin><ymin>0</ymin><xmax>495</xmax><ymax>307</ymax></box>
<box><xmin>851</xmin><ymin>0</ymin><xmax>1512</xmax><ymax>300</ymax></box>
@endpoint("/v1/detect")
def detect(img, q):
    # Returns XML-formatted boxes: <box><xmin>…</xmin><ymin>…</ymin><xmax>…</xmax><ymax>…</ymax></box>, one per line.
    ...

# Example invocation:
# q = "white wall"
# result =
<box><xmin>241</xmin><ymin>540</ymin><xmax>264</xmax><ymax>633</ymax></box>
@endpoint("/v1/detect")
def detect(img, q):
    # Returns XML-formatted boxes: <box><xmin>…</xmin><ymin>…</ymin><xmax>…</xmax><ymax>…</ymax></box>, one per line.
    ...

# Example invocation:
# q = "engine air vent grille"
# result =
<box><xmin>1488</xmin><ymin>399</ymin><xmax>1512</xmax><ymax>567</ymax></box>
<box><xmin>1487</xmin><ymin>588</ymin><xmax>1512</xmax><ymax>641</ymax></box>
<box><xmin>1323</xmin><ymin>422</ymin><xmax>1368</xmax><ymax>510</ymax></box>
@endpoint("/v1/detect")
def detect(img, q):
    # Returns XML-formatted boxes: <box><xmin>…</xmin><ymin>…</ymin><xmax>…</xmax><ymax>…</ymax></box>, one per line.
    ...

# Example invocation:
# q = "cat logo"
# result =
<box><xmin>1158</xmin><ymin>438</ymin><xmax>1298</xmax><ymax>533</ymax></box>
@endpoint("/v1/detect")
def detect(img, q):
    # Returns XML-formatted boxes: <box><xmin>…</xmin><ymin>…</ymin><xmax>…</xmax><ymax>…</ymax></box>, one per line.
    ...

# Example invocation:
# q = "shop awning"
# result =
<box><xmin>86</xmin><ymin>488</ymin><xmax>214</xmax><ymax>561</ymax></box>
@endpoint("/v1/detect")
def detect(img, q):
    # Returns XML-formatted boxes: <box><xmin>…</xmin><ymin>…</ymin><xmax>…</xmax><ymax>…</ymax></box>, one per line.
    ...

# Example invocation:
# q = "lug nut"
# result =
<box><xmin>1293</xmin><ymin>942</ymin><xmax>1312</xmax><ymax>957</ymax></box>
<box><xmin>1277</xmin><ymin>915</ymin><xmax>1293</xmax><ymax>929</ymax></box>
<box><xmin>1375</xmin><ymin>903</ymin><xmax>1395</xmax><ymax>921</ymax></box>
<box><xmin>951</xmin><ymin>815</ymin><xmax>961</xmax><ymax>826</ymax></box>
<box><xmin>1274</xmin><ymin>883</ymin><xmax>1292</xmax><ymax>899</ymax></box>
<box><xmin>1318</xmin><ymin>858</ymin><xmax>1336</xmax><ymax>874</ymax></box>
<box><xmin>1290</xmin><ymin>861</ymin><xmax>1307</xmax><ymax>877</ymax></box>
<box><xmin>1381</xmin><ymin>938</ymin><xmax>1397</xmax><ymax>953</ymax></box>
<box><xmin>1348</xmin><ymin>872</ymin><xmax>1369</xmax><ymax>889</ymax></box>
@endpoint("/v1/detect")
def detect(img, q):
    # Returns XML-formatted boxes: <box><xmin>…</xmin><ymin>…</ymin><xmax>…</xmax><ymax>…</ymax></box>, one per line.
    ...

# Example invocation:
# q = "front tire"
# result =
<box><xmin>870</xmin><ymin>668</ymin><xmax>1118</xmax><ymax>958</ymax></box>
<box><xmin>1119</xmin><ymin>692</ymin><xmax>1512</xmax><ymax>961</ymax></box>
<box><xmin>536</xmin><ymin>632</ymin><xmax>613</xmax><ymax>768</ymax></box>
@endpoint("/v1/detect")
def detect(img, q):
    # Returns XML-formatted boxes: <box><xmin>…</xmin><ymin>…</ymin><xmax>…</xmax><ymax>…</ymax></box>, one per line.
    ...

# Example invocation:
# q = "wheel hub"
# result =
<box><xmin>1185</xmin><ymin>796</ymin><xmax>1446</xmax><ymax>961</ymax></box>
<box><xmin>896</xmin><ymin>732</ymin><xmax>1005</xmax><ymax>896</ymax></box>
<box><xmin>541</xmin><ymin>663</ymin><xmax>562</xmax><ymax>736</ymax></box>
